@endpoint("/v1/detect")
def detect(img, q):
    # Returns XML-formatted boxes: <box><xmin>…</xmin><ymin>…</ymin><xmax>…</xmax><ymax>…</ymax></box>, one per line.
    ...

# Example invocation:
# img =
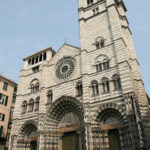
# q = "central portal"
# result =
<box><xmin>62</xmin><ymin>132</ymin><xmax>79</xmax><ymax>150</ymax></box>
<box><xmin>108</xmin><ymin>129</ymin><xmax>121</xmax><ymax>150</ymax></box>
<box><xmin>30</xmin><ymin>141</ymin><xmax>37</xmax><ymax>150</ymax></box>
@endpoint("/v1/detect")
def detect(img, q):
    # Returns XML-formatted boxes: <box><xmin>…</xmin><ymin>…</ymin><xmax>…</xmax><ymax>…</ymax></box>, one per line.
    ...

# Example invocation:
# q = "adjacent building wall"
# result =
<box><xmin>0</xmin><ymin>74</ymin><xmax>17</xmax><ymax>150</ymax></box>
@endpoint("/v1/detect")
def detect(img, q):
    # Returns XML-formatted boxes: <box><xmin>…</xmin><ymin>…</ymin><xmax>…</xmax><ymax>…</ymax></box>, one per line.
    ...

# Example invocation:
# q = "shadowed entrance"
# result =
<box><xmin>28</xmin><ymin>130</ymin><xmax>37</xmax><ymax>150</ymax></box>
<box><xmin>17</xmin><ymin>120</ymin><xmax>38</xmax><ymax>150</ymax></box>
<box><xmin>93</xmin><ymin>105</ymin><xmax>125</xmax><ymax>150</ymax></box>
<box><xmin>108</xmin><ymin>129</ymin><xmax>121</xmax><ymax>150</ymax></box>
<box><xmin>62</xmin><ymin>132</ymin><xmax>79</xmax><ymax>150</ymax></box>
<box><xmin>47</xmin><ymin>96</ymin><xmax>84</xmax><ymax>150</ymax></box>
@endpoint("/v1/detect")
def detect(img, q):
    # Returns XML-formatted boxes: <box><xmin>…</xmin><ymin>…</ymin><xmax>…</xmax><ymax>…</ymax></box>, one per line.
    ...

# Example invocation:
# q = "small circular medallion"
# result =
<box><xmin>61</xmin><ymin>65</ymin><xmax>69</xmax><ymax>74</ymax></box>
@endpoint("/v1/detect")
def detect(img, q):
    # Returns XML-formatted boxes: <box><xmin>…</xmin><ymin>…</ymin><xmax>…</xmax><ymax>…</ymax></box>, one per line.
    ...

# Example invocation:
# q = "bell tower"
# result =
<box><xmin>78</xmin><ymin>0</ymin><xmax>150</xmax><ymax>149</ymax></box>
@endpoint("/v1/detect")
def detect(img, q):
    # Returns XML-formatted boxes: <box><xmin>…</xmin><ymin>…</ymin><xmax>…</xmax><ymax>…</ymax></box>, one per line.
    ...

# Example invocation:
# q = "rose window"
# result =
<box><xmin>55</xmin><ymin>57</ymin><xmax>75</xmax><ymax>80</ymax></box>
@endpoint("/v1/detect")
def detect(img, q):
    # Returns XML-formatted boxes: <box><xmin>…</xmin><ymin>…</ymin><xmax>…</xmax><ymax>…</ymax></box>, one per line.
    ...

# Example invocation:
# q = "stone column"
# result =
<box><xmin>38</xmin><ymin>132</ymin><xmax>44</xmax><ymax>150</ymax></box>
<box><xmin>84</xmin><ymin>124</ymin><xmax>93</xmax><ymax>150</ymax></box>
<box><xmin>58</xmin><ymin>133</ymin><xmax>64</xmax><ymax>150</ymax></box>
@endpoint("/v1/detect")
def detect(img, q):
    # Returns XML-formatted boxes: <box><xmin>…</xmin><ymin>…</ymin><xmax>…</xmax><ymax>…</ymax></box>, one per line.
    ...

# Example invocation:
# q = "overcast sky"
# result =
<box><xmin>0</xmin><ymin>0</ymin><xmax>150</xmax><ymax>95</ymax></box>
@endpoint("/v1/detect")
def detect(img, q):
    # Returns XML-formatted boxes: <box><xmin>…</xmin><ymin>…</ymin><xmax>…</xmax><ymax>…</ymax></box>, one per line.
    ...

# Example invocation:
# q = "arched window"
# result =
<box><xmin>103</xmin><ymin>59</ymin><xmax>109</xmax><ymax>70</ymax></box>
<box><xmin>102</xmin><ymin>77</ymin><xmax>110</xmax><ymax>93</ymax></box>
<box><xmin>87</xmin><ymin>0</ymin><xmax>93</xmax><ymax>5</ymax></box>
<box><xmin>95</xmin><ymin>55</ymin><xmax>110</xmax><ymax>73</ymax></box>
<box><xmin>100</xmin><ymin>39</ymin><xmax>105</xmax><ymax>48</ymax></box>
<box><xmin>95</xmin><ymin>37</ymin><xmax>105</xmax><ymax>49</ymax></box>
<box><xmin>76</xmin><ymin>82</ymin><xmax>83</xmax><ymax>96</ymax></box>
<box><xmin>96</xmin><ymin>62</ymin><xmax>102</xmax><ymax>72</ymax></box>
<box><xmin>34</xmin><ymin>97</ymin><xmax>40</xmax><ymax>112</ymax></box>
<box><xmin>30</xmin><ymin>79</ymin><xmax>40</xmax><ymax>93</ymax></box>
<box><xmin>35</xmin><ymin>83</ymin><xmax>39</xmax><ymax>91</ymax></box>
<box><xmin>22</xmin><ymin>101</ymin><xmax>27</xmax><ymax>114</ymax></box>
<box><xmin>112</xmin><ymin>74</ymin><xmax>121</xmax><ymax>90</ymax></box>
<box><xmin>47</xmin><ymin>90</ymin><xmax>53</xmax><ymax>103</ymax></box>
<box><xmin>91</xmin><ymin>80</ymin><xmax>99</xmax><ymax>96</ymax></box>
<box><xmin>29</xmin><ymin>99</ymin><xmax>34</xmax><ymax>112</ymax></box>
<box><xmin>31</xmin><ymin>84</ymin><xmax>34</xmax><ymax>93</ymax></box>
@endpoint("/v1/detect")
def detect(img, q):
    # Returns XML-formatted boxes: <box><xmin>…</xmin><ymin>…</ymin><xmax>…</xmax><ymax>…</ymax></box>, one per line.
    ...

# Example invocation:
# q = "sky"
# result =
<box><xmin>0</xmin><ymin>0</ymin><xmax>150</xmax><ymax>95</ymax></box>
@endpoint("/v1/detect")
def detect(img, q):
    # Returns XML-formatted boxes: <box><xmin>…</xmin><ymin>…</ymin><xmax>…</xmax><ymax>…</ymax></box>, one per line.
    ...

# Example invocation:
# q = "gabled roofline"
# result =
<box><xmin>55</xmin><ymin>43</ymin><xmax>81</xmax><ymax>55</ymax></box>
<box><xmin>63</xmin><ymin>43</ymin><xmax>81</xmax><ymax>50</ymax></box>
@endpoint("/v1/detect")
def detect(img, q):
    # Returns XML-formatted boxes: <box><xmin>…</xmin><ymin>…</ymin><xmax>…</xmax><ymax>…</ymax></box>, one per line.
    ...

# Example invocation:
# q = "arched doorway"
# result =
<box><xmin>104</xmin><ymin>116</ymin><xmax>121</xmax><ymax>150</ymax></box>
<box><xmin>28</xmin><ymin>130</ymin><xmax>38</xmax><ymax>150</ymax></box>
<box><xmin>93</xmin><ymin>104</ymin><xmax>125</xmax><ymax>150</ymax></box>
<box><xmin>18</xmin><ymin>120</ymin><xmax>38</xmax><ymax>150</ymax></box>
<box><xmin>46</xmin><ymin>96</ymin><xmax>84</xmax><ymax>150</ymax></box>
<box><xmin>60</xmin><ymin>112</ymin><xmax>80</xmax><ymax>150</ymax></box>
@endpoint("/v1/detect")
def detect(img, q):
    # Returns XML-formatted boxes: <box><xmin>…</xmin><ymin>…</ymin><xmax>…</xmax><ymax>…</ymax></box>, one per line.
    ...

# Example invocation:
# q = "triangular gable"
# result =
<box><xmin>49</xmin><ymin>43</ymin><xmax>81</xmax><ymax>64</ymax></box>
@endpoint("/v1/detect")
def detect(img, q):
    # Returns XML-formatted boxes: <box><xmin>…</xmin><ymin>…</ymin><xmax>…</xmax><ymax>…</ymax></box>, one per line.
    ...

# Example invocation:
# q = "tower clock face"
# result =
<box><xmin>55</xmin><ymin>57</ymin><xmax>75</xmax><ymax>80</ymax></box>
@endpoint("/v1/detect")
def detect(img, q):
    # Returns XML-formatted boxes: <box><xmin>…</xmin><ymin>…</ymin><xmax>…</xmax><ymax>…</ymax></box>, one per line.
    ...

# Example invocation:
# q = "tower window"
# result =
<box><xmin>95</xmin><ymin>37</ymin><xmax>105</xmax><ymax>49</ymax></box>
<box><xmin>35</xmin><ymin>97</ymin><xmax>40</xmax><ymax>112</ymax></box>
<box><xmin>112</xmin><ymin>74</ymin><xmax>122</xmax><ymax>91</ymax></box>
<box><xmin>39</xmin><ymin>54</ymin><xmax>43</xmax><ymax>62</ymax></box>
<box><xmin>43</xmin><ymin>53</ymin><xmax>47</xmax><ymax>60</ymax></box>
<box><xmin>103</xmin><ymin>59</ymin><xmax>109</xmax><ymax>70</ymax></box>
<box><xmin>22</xmin><ymin>101</ymin><xmax>27</xmax><ymax>114</ymax></box>
<box><xmin>96</xmin><ymin>42</ymin><xmax>100</xmax><ymax>49</ymax></box>
<box><xmin>31</xmin><ymin>58</ymin><xmax>35</xmax><ymax>65</ymax></box>
<box><xmin>28</xmin><ymin>59</ymin><xmax>31</xmax><ymax>66</ymax></box>
<box><xmin>76</xmin><ymin>82</ymin><xmax>83</xmax><ymax>97</ymax></box>
<box><xmin>96</xmin><ymin>59</ymin><xmax>109</xmax><ymax>72</ymax></box>
<box><xmin>30</xmin><ymin>79</ymin><xmax>40</xmax><ymax>93</ymax></box>
<box><xmin>31</xmin><ymin>84</ymin><xmax>34</xmax><ymax>93</ymax></box>
<box><xmin>35</xmin><ymin>83</ymin><xmax>39</xmax><ymax>91</ymax></box>
<box><xmin>114</xmin><ymin>0</ymin><xmax>119</xmax><ymax>6</ymax></box>
<box><xmin>87</xmin><ymin>0</ymin><xmax>93</xmax><ymax>5</ymax></box>
<box><xmin>100</xmin><ymin>39</ymin><xmax>105</xmax><ymax>48</ymax></box>
<box><xmin>35</xmin><ymin>56</ymin><xmax>39</xmax><ymax>63</ymax></box>
<box><xmin>47</xmin><ymin>90</ymin><xmax>53</xmax><ymax>103</ymax></box>
<box><xmin>102</xmin><ymin>77</ymin><xmax>110</xmax><ymax>93</ymax></box>
<box><xmin>96</xmin><ymin>63</ymin><xmax>102</xmax><ymax>72</ymax></box>
<box><xmin>29</xmin><ymin>99</ymin><xmax>34</xmax><ymax>112</ymax></box>
<box><xmin>32</xmin><ymin>66</ymin><xmax>39</xmax><ymax>73</ymax></box>
<box><xmin>93</xmin><ymin>7</ymin><xmax>99</xmax><ymax>15</ymax></box>
<box><xmin>91</xmin><ymin>80</ymin><xmax>99</xmax><ymax>96</ymax></box>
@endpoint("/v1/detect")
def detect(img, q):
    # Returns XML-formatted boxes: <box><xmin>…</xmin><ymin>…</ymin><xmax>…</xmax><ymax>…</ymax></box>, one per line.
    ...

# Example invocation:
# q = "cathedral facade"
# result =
<box><xmin>10</xmin><ymin>0</ymin><xmax>150</xmax><ymax>150</ymax></box>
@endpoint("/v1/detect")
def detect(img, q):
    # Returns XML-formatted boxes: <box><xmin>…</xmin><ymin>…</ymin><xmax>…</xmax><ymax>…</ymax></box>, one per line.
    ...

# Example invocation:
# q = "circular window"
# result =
<box><xmin>61</xmin><ymin>65</ymin><xmax>69</xmax><ymax>74</ymax></box>
<box><xmin>55</xmin><ymin>57</ymin><xmax>75</xmax><ymax>80</ymax></box>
